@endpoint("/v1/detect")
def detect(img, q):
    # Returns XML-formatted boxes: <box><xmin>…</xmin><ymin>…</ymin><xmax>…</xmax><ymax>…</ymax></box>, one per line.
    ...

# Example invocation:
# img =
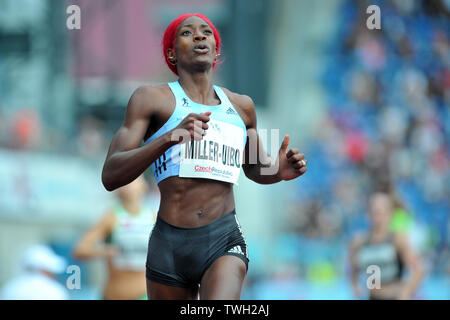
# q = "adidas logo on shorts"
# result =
<box><xmin>226</xmin><ymin>107</ymin><xmax>237</xmax><ymax>115</ymax></box>
<box><xmin>228</xmin><ymin>245</ymin><xmax>244</xmax><ymax>255</ymax></box>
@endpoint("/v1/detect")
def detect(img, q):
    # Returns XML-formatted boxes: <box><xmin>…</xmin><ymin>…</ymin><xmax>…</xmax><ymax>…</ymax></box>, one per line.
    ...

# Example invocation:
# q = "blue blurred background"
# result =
<box><xmin>0</xmin><ymin>0</ymin><xmax>448</xmax><ymax>299</ymax></box>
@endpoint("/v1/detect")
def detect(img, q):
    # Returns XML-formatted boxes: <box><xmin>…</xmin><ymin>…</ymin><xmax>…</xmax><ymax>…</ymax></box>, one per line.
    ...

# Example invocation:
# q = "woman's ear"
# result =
<box><xmin>167</xmin><ymin>48</ymin><xmax>176</xmax><ymax>64</ymax></box>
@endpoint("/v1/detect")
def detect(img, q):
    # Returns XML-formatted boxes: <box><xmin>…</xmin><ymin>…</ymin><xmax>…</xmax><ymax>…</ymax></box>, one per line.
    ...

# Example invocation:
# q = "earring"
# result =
<box><xmin>169</xmin><ymin>58</ymin><xmax>177</xmax><ymax>66</ymax></box>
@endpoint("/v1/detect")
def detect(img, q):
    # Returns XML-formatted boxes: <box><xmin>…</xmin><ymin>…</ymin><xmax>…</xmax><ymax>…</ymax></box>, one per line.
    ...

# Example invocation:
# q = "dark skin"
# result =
<box><xmin>101</xmin><ymin>16</ymin><xmax>307</xmax><ymax>300</ymax></box>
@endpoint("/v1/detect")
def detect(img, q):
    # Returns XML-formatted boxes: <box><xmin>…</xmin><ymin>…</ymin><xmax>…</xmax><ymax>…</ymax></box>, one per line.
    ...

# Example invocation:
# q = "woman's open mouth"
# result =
<box><xmin>193</xmin><ymin>44</ymin><xmax>210</xmax><ymax>54</ymax></box>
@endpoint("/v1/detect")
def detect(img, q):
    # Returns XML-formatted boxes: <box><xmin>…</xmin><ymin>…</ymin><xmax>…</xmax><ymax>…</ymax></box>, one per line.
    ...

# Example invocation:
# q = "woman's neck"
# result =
<box><xmin>178</xmin><ymin>70</ymin><xmax>216</xmax><ymax>104</ymax></box>
<box><xmin>370</xmin><ymin>227</ymin><xmax>389</xmax><ymax>242</ymax></box>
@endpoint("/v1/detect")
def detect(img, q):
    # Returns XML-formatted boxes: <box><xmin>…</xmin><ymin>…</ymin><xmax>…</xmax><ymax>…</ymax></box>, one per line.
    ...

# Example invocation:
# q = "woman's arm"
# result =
<box><xmin>349</xmin><ymin>234</ymin><xmax>364</xmax><ymax>299</ymax></box>
<box><xmin>101</xmin><ymin>86</ymin><xmax>177</xmax><ymax>191</ymax></box>
<box><xmin>243</xmin><ymin>128</ymin><xmax>282</xmax><ymax>184</ymax></box>
<box><xmin>395</xmin><ymin>233</ymin><xmax>425</xmax><ymax>300</ymax></box>
<box><xmin>72</xmin><ymin>212</ymin><xmax>118</xmax><ymax>260</ymax></box>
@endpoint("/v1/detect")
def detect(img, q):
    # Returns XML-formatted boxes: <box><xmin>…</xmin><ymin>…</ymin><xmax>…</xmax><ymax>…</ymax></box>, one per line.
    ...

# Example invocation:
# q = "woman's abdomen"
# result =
<box><xmin>157</xmin><ymin>176</ymin><xmax>235</xmax><ymax>227</ymax></box>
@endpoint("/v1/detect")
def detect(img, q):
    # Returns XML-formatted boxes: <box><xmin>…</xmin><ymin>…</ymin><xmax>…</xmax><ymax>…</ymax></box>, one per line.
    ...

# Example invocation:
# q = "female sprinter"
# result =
<box><xmin>73</xmin><ymin>176</ymin><xmax>158</xmax><ymax>299</ymax></box>
<box><xmin>101</xmin><ymin>13</ymin><xmax>308</xmax><ymax>300</ymax></box>
<box><xmin>349</xmin><ymin>192</ymin><xmax>425</xmax><ymax>300</ymax></box>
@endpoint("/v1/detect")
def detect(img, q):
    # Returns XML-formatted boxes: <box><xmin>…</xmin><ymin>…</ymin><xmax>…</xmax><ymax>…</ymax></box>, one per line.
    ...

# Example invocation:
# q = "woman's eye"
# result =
<box><xmin>204</xmin><ymin>30</ymin><xmax>212</xmax><ymax>34</ymax></box>
<box><xmin>182</xmin><ymin>30</ymin><xmax>191</xmax><ymax>35</ymax></box>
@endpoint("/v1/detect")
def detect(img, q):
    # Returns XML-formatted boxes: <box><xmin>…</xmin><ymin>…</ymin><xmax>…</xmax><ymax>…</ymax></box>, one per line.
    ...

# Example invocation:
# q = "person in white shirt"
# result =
<box><xmin>0</xmin><ymin>244</ymin><xmax>69</xmax><ymax>300</ymax></box>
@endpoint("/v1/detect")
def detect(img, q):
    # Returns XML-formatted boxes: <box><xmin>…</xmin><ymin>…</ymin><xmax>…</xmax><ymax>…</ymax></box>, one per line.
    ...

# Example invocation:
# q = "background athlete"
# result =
<box><xmin>73</xmin><ymin>176</ymin><xmax>158</xmax><ymax>300</ymax></box>
<box><xmin>101</xmin><ymin>13</ymin><xmax>308</xmax><ymax>300</ymax></box>
<box><xmin>349</xmin><ymin>192</ymin><xmax>425</xmax><ymax>300</ymax></box>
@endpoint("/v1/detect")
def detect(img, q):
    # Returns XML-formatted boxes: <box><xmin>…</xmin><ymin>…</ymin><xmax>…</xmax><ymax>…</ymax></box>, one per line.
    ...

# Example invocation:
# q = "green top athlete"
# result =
<box><xmin>73</xmin><ymin>176</ymin><xmax>158</xmax><ymax>299</ymax></box>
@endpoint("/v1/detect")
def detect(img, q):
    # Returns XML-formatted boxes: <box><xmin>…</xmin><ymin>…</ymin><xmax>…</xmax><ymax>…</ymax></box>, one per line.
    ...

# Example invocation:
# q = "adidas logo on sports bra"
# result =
<box><xmin>226</xmin><ymin>107</ymin><xmax>237</xmax><ymax>115</ymax></box>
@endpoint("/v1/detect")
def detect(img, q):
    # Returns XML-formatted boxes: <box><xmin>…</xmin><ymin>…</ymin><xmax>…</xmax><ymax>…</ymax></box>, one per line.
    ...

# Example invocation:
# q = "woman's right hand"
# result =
<box><xmin>168</xmin><ymin>111</ymin><xmax>211</xmax><ymax>144</ymax></box>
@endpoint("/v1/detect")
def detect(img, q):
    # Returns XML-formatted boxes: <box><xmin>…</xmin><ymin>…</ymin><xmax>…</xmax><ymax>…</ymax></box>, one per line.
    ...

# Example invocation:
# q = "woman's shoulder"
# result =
<box><xmin>219</xmin><ymin>87</ymin><xmax>254</xmax><ymax>109</ymax></box>
<box><xmin>131</xmin><ymin>83</ymin><xmax>172</xmax><ymax>101</ymax></box>
<box><xmin>219</xmin><ymin>87</ymin><xmax>256</xmax><ymax>127</ymax></box>
<box><xmin>126</xmin><ymin>83</ymin><xmax>174</xmax><ymax>116</ymax></box>
<box><xmin>392</xmin><ymin>231</ymin><xmax>410</xmax><ymax>249</ymax></box>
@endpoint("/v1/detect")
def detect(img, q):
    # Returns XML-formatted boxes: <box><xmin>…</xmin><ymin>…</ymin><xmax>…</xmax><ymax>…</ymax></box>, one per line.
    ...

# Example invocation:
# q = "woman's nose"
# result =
<box><xmin>194</xmin><ymin>31</ymin><xmax>206</xmax><ymax>41</ymax></box>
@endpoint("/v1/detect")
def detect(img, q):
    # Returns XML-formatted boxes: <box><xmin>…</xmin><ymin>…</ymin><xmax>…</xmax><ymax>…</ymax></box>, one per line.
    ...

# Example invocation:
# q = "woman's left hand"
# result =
<box><xmin>276</xmin><ymin>135</ymin><xmax>307</xmax><ymax>181</ymax></box>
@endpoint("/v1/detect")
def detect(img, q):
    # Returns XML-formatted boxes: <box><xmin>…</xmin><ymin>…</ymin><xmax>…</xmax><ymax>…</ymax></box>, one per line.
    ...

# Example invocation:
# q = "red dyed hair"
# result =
<box><xmin>162</xmin><ymin>13</ymin><xmax>221</xmax><ymax>76</ymax></box>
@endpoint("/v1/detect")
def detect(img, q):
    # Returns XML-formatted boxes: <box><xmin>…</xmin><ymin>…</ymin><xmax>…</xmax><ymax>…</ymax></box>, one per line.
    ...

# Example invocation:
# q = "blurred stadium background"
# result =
<box><xmin>0</xmin><ymin>0</ymin><xmax>448</xmax><ymax>299</ymax></box>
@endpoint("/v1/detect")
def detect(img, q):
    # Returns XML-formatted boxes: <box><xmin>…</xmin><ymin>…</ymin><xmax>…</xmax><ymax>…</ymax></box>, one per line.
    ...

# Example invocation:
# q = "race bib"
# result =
<box><xmin>179</xmin><ymin>119</ymin><xmax>245</xmax><ymax>185</ymax></box>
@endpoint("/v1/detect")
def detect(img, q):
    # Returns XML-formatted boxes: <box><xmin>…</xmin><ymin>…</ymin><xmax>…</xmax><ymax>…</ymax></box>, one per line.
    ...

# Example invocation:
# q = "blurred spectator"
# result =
<box><xmin>0</xmin><ymin>244</ymin><xmax>69</xmax><ymax>300</ymax></box>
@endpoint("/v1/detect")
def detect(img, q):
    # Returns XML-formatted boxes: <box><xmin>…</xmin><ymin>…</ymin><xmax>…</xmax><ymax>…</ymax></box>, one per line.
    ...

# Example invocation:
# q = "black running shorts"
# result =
<box><xmin>145</xmin><ymin>209</ymin><xmax>249</xmax><ymax>288</ymax></box>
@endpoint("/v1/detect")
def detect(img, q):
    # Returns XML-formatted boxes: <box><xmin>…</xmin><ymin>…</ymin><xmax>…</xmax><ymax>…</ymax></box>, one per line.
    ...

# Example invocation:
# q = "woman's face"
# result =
<box><xmin>169</xmin><ymin>16</ymin><xmax>217</xmax><ymax>73</ymax></box>
<box><xmin>368</xmin><ymin>193</ymin><xmax>393</xmax><ymax>230</ymax></box>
